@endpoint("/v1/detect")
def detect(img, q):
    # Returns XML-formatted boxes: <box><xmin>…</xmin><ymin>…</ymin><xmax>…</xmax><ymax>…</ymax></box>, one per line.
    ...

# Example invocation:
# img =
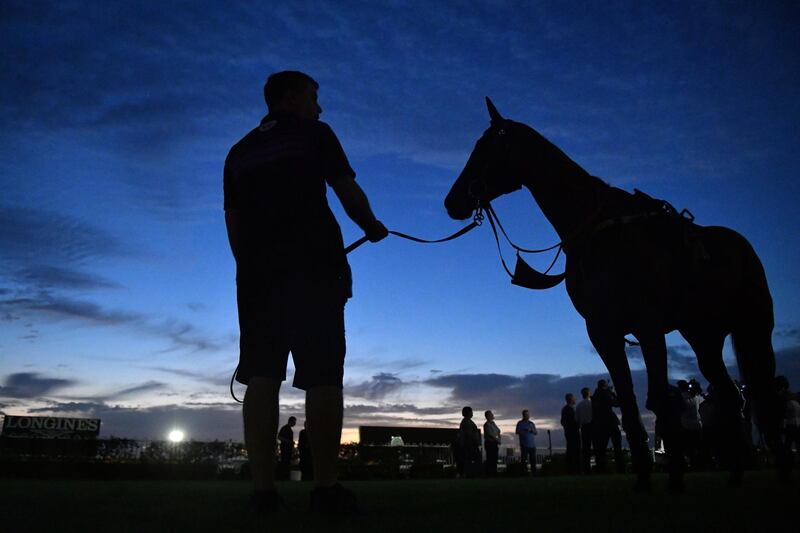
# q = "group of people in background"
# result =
<box><xmin>274</xmin><ymin>376</ymin><xmax>799</xmax><ymax>482</ymax></box>
<box><xmin>561</xmin><ymin>374</ymin><xmax>800</xmax><ymax>475</ymax></box>
<box><xmin>560</xmin><ymin>379</ymin><xmax>625</xmax><ymax>475</ymax></box>
<box><xmin>275</xmin><ymin>416</ymin><xmax>314</xmax><ymax>481</ymax></box>
<box><xmin>671</xmin><ymin>375</ymin><xmax>800</xmax><ymax>470</ymax></box>
<box><xmin>455</xmin><ymin>407</ymin><xmax>539</xmax><ymax>478</ymax></box>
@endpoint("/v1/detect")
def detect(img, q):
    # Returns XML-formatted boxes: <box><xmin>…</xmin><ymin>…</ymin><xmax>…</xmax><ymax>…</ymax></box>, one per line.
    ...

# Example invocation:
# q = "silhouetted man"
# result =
<box><xmin>678</xmin><ymin>379</ymin><xmax>702</xmax><ymax>469</ymax></box>
<box><xmin>592</xmin><ymin>380</ymin><xmax>624</xmax><ymax>473</ymax></box>
<box><xmin>457</xmin><ymin>406</ymin><xmax>481</xmax><ymax>477</ymax></box>
<box><xmin>277</xmin><ymin>416</ymin><xmax>296</xmax><ymax>469</ymax></box>
<box><xmin>561</xmin><ymin>393</ymin><xmax>580</xmax><ymax>474</ymax></box>
<box><xmin>516</xmin><ymin>409</ymin><xmax>538</xmax><ymax>476</ymax></box>
<box><xmin>483</xmin><ymin>410</ymin><xmax>501</xmax><ymax>477</ymax></box>
<box><xmin>575</xmin><ymin>387</ymin><xmax>593</xmax><ymax>474</ymax></box>
<box><xmin>298</xmin><ymin>420</ymin><xmax>313</xmax><ymax>481</ymax></box>
<box><xmin>776</xmin><ymin>376</ymin><xmax>800</xmax><ymax>457</ymax></box>
<box><xmin>225</xmin><ymin>70</ymin><xmax>388</xmax><ymax>513</ymax></box>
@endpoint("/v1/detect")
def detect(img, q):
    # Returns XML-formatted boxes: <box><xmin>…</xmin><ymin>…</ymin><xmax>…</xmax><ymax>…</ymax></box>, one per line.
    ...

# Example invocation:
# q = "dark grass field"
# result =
<box><xmin>1</xmin><ymin>471</ymin><xmax>796</xmax><ymax>532</ymax></box>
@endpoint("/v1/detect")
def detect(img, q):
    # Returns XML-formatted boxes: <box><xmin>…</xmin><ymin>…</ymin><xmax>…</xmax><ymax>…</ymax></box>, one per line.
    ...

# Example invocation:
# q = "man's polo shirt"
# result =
<box><xmin>224</xmin><ymin>113</ymin><xmax>355</xmax><ymax>282</ymax></box>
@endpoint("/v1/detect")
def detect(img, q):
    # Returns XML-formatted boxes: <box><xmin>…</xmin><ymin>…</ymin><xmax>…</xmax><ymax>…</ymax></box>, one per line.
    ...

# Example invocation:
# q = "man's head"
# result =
<box><xmin>484</xmin><ymin>410</ymin><xmax>494</xmax><ymax>421</ymax></box>
<box><xmin>597</xmin><ymin>379</ymin><xmax>608</xmax><ymax>390</ymax></box>
<box><xmin>581</xmin><ymin>387</ymin><xmax>590</xmax><ymax>399</ymax></box>
<box><xmin>565</xmin><ymin>393</ymin><xmax>575</xmax><ymax>406</ymax></box>
<box><xmin>288</xmin><ymin>416</ymin><xmax>297</xmax><ymax>427</ymax></box>
<box><xmin>522</xmin><ymin>409</ymin><xmax>530</xmax><ymax>420</ymax></box>
<box><xmin>263</xmin><ymin>71</ymin><xmax>321</xmax><ymax>120</ymax></box>
<box><xmin>462</xmin><ymin>406</ymin><xmax>473</xmax><ymax>418</ymax></box>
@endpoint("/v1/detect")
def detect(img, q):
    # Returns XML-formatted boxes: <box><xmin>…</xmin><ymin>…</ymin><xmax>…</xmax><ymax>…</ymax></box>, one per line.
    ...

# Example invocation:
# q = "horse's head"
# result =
<box><xmin>445</xmin><ymin>97</ymin><xmax>524</xmax><ymax>220</ymax></box>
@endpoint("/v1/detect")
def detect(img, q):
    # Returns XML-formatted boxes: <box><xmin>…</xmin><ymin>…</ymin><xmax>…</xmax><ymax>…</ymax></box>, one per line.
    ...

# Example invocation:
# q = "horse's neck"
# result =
<box><xmin>518</xmin><ymin>134</ymin><xmax>606</xmax><ymax>241</ymax></box>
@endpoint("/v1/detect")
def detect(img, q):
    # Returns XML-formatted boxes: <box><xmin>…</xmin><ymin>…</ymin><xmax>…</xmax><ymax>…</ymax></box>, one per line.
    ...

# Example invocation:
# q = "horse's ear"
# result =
<box><xmin>486</xmin><ymin>97</ymin><xmax>504</xmax><ymax>124</ymax></box>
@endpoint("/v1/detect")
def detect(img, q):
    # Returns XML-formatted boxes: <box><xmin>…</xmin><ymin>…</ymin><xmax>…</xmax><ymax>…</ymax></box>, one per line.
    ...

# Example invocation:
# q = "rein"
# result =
<box><xmin>344</xmin><ymin>216</ymin><xmax>483</xmax><ymax>254</ymax></box>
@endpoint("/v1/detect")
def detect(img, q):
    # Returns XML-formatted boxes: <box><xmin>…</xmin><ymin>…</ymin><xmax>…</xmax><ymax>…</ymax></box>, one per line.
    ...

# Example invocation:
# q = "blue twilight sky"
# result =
<box><xmin>1</xmin><ymin>1</ymin><xmax>799</xmax><ymax>444</ymax></box>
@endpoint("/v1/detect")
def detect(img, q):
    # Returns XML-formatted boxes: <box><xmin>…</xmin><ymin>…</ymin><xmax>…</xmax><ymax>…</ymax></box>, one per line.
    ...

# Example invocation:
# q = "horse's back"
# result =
<box><xmin>565</xmin><ymin>219</ymin><xmax>771</xmax><ymax>332</ymax></box>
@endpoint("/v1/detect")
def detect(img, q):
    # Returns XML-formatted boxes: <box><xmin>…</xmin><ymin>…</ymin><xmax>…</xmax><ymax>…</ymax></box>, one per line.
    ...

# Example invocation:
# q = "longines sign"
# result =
<box><xmin>1</xmin><ymin>416</ymin><xmax>101</xmax><ymax>439</ymax></box>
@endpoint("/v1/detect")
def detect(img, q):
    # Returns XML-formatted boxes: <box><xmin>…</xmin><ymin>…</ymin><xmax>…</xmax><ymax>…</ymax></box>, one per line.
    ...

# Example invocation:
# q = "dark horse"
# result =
<box><xmin>445</xmin><ymin>98</ymin><xmax>785</xmax><ymax>489</ymax></box>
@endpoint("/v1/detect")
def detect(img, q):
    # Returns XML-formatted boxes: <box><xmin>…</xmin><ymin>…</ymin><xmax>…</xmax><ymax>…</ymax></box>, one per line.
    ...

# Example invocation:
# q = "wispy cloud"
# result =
<box><xmin>0</xmin><ymin>292</ymin><xmax>226</xmax><ymax>353</ymax></box>
<box><xmin>346</xmin><ymin>373</ymin><xmax>406</xmax><ymax>401</ymax></box>
<box><xmin>0</xmin><ymin>207</ymin><xmax>126</xmax><ymax>268</ymax></box>
<box><xmin>0</xmin><ymin>372</ymin><xmax>77</xmax><ymax>399</ymax></box>
<box><xmin>148</xmin><ymin>366</ymin><xmax>230</xmax><ymax>387</ymax></box>
<box><xmin>12</xmin><ymin>265</ymin><xmax>121</xmax><ymax>291</ymax></box>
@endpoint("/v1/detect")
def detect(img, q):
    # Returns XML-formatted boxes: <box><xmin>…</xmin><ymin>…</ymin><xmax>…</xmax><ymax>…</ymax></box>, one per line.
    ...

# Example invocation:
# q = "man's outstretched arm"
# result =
<box><xmin>331</xmin><ymin>177</ymin><xmax>388</xmax><ymax>242</ymax></box>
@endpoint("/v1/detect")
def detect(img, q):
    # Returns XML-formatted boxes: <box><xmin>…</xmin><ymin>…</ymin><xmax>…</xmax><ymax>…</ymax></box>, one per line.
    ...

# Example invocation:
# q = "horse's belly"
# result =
<box><xmin>565</xmin><ymin>231</ymin><xmax>691</xmax><ymax>331</ymax></box>
<box><xmin>565</xmin><ymin>223</ymin><xmax>749</xmax><ymax>333</ymax></box>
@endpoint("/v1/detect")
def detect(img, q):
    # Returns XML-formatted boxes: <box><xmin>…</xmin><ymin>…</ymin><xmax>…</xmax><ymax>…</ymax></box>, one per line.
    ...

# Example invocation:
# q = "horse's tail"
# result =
<box><xmin>729</xmin><ymin>235</ymin><xmax>780</xmax><ymax>453</ymax></box>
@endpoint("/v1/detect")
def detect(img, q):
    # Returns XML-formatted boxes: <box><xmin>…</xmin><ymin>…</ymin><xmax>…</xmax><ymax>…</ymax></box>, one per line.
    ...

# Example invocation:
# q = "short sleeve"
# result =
<box><xmin>318</xmin><ymin>122</ymin><xmax>356</xmax><ymax>186</ymax></box>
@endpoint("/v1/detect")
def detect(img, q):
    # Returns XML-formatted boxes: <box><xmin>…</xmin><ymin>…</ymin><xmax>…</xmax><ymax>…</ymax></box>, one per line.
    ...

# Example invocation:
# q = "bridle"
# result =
<box><xmin>465</xmin><ymin>135</ymin><xmax>566</xmax><ymax>289</ymax></box>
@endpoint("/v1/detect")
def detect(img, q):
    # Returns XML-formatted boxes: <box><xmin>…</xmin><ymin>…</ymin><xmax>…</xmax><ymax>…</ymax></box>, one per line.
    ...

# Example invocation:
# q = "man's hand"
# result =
<box><xmin>331</xmin><ymin>177</ymin><xmax>387</xmax><ymax>243</ymax></box>
<box><xmin>366</xmin><ymin>220</ymin><xmax>389</xmax><ymax>242</ymax></box>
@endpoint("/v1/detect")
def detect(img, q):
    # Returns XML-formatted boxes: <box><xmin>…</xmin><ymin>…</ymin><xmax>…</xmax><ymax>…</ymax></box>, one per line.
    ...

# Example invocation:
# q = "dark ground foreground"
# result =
<box><xmin>1</xmin><ymin>471</ymin><xmax>796</xmax><ymax>532</ymax></box>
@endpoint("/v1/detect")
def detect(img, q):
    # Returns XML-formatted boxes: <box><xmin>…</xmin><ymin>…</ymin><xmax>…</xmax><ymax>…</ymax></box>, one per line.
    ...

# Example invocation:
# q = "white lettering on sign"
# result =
<box><xmin>1</xmin><ymin>416</ymin><xmax>101</xmax><ymax>439</ymax></box>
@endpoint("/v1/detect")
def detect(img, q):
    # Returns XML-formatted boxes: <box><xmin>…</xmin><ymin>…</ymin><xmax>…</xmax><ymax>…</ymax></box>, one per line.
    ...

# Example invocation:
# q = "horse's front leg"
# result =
<box><xmin>586</xmin><ymin>321</ymin><xmax>653</xmax><ymax>490</ymax></box>
<box><xmin>636</xmin><ymin>330</ymin><xmax>685</xmax><ymax>492</ymax></box>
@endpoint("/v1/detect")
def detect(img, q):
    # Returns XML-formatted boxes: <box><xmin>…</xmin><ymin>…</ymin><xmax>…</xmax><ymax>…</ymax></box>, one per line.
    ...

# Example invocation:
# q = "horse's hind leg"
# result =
<box><xmin>681</xmin><ymin>326</ymin><xmax>747</xmax><ymax>485</ymax></box>
<box><xmin>586</xmin><ymin>322</ymin><xmax>653</xmax><ymax>490</ymax></box>
<box><xmin>637</xmin><ymin>331</ymin><xmax>685</xmax><ymax>492</ymax></box>
<box><xmin>731</xmin><ymin>321</ymin><xmax>789</xmax><ymax>481</ymax></box>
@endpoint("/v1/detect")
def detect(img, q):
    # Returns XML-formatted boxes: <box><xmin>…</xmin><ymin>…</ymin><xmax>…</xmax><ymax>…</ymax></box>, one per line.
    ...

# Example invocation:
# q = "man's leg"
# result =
<box><xmin>487</xmin><ymin>442</ymin><xmax>498</xmax><ymax>475</ymax></box>
<box><xmin>594</xmin><ymin>428</ymin><xmax>609</xmax><ymax>472</ymax></box>
<box><xmin>306</xmin><ymin>385</ymin><xmax>343</xmax><ymax>488</ymax></box>
<box><xmin>611</xmin><ymin>425</ymin><xmax>624</xmax><ymax>473</ymax></box>
<box><xmin>580</xmin><ymin>424</ymin><xmax>590</xmax><ymax>473</ymax></box>
<box><xmin>243</xmin><ymin>376</ymin><xmax>281</xmax><ymax>491</ymax></box>
<box><xmin>567</xmin><ymin>434</ymin><xmax>580</xmax><ymax>473</ymax></box>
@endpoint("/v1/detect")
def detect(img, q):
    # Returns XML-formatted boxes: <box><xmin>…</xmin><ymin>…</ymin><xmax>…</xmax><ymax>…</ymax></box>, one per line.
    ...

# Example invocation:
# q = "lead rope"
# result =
<box><xmin>230</xmin><ymin>211</ymin><xmax>485</xmax><ymax>403</ymax></box>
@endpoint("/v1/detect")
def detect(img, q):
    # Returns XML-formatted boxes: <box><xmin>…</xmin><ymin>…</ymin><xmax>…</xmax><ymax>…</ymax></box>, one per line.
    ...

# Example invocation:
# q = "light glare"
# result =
<box><xmin>167</xmin><ymin>429</ymin><xmax>185</xmax><ymax>443</ymax></box>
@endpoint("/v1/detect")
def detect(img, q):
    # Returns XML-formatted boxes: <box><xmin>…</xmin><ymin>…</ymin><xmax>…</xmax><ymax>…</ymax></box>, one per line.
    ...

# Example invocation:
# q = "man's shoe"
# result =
<box><xmin>249</xmin><ymin>489</ymin><xmax>286</xmax><ymax>514</ymax></box>
<box><xmin>310</xmin><ymin>483</ymin><xmax>358</xmax><ymax>516</ymax></box>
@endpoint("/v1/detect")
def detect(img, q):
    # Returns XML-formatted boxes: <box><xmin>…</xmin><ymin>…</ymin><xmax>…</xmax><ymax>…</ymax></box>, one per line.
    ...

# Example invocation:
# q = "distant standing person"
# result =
<box><xmin>575</xmin><ymin>387</ymin><xmax>593</xmax><ymax>474</ymax></box>
<box><xmin>698</xmin><ymin>384</ymin><xmax>721</xmax><ymax>468</ymax></box>
<box><xmin>592</xmin><ymin>380</ymin><xmax>624</xmax><ymax>473</ymax></box>
<box><xmin>278</xmin><ymin>416</ymin><xmax>297</xmax><ymax>468</ymax></box>
<box><xmin>483</xmin><ymin>410</ymin><xmax>501</xmax><ymax>477</ymax></box>
<box><xmin>678</xmin><ymin>379</ymin><xmax>702</xmax><ymax>469</ymax></box>
<box><xmin>298</xmin><ymin>421</ymin><xmax>313</xmax><ymax>481</ymax></box>
<box><xmin>776</xmin><ymin>375</ymin><xmax>800</xmax><ymax>456</ymax></box>
<box><xmin>457</xmin><ymin>406</ymin><xmax>481</xmax><ymax>478</ymax></box>
<box><xmin>516</xmin><ymin>409</ymin><xmax>538</xmax><ymax>476</ymax></box>
<box><xmin>561</xmin><ymin>393</ymin><xmax>580</xmax><ymax>474</ymax></box>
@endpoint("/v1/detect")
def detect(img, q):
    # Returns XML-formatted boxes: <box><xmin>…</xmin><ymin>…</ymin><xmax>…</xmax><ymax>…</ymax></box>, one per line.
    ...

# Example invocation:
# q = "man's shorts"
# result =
<box><xmin>234</xmin><ymin>276</ymin><xmax>346</xmax><ymax>390</ymax></box>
